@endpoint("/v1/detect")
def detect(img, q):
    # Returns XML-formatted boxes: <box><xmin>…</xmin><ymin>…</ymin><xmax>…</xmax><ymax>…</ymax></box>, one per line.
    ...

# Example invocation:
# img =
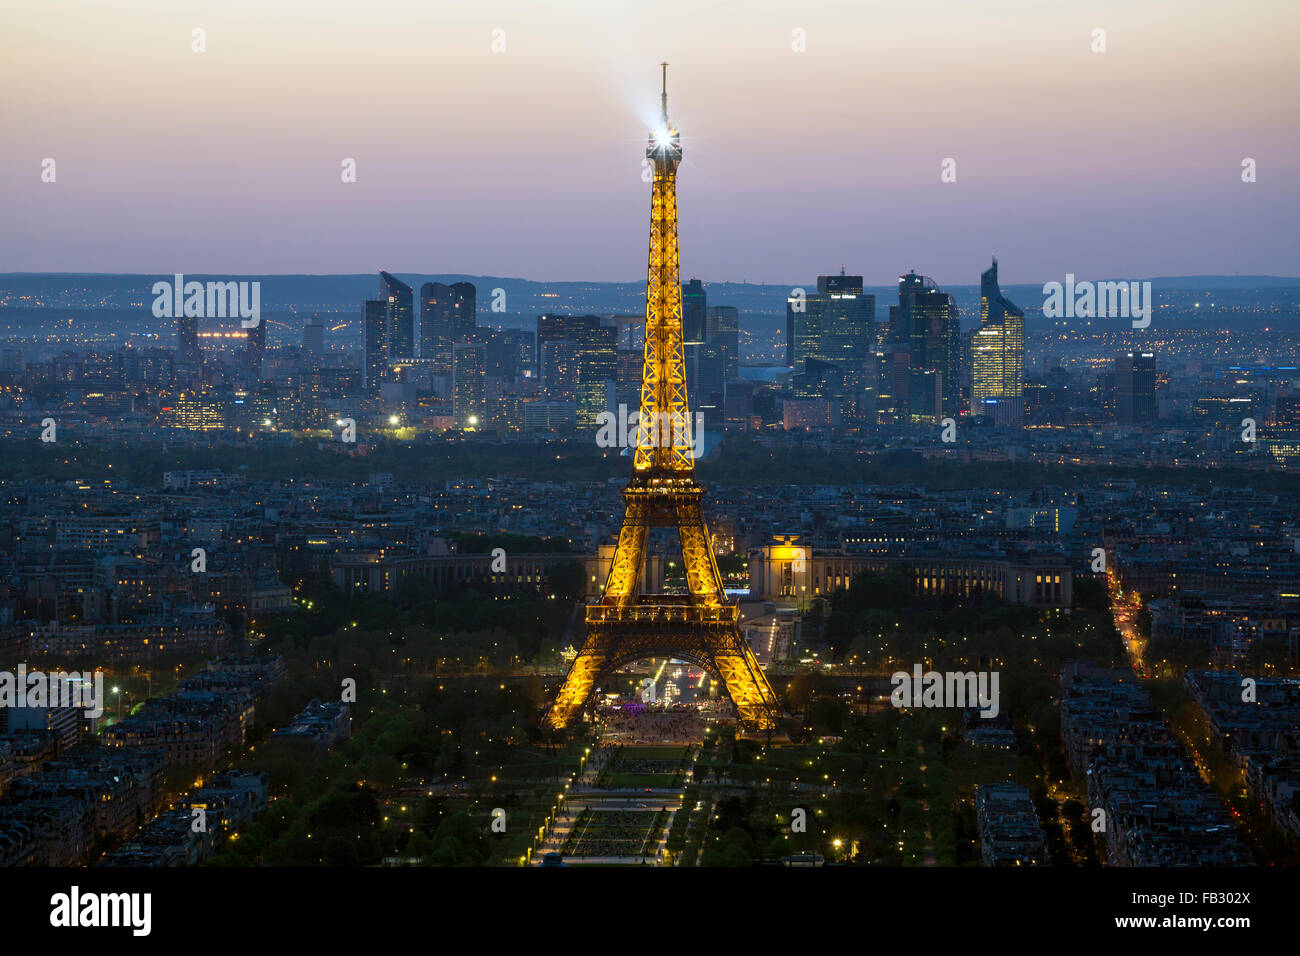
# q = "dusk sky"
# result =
<box><xmin>3</xmin><ymin>0</ymin><xmax>1297</xmax><ymax>286</ymax></box>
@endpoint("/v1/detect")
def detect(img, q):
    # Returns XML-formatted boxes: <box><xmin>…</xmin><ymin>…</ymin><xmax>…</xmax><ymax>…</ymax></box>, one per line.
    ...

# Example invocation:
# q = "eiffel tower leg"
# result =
<box><xmin>601</xmin><ymin>500</ymin><xmax>648</xmax><ymax>607</ymax></box>
<box><xmin>543</xmin><ymin>630</ymin><xmax>611</xmax><ymax>730</ymax></box>
<box><xmin>711</xmin><ymin>637</ymin><xmax>781</xmax><ymax>731</ymax></box>
<box><xmin>545</xmin><ymin>503</ymin><xmax>648</xmax><ymax>729</ymax></box>
<box><xmin>675</xmin><ymin>498</ymin><xmax>724</xmax><ymax>604</ymax></box>
<box><xmin>676</xmin><ymin>501</ymin><xmax>781</xmax><ymax>730</ymax></box>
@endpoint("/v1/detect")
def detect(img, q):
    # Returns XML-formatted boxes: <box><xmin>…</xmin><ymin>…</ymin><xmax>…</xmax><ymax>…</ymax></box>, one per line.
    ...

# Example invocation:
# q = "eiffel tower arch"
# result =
<box><xmin>544</xmin><ymin>65</ymin><xmax>782</xmax><ymax>733</ymax></box>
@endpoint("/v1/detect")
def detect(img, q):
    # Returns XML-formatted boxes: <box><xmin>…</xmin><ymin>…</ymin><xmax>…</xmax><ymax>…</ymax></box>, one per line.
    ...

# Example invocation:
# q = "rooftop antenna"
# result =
<box><xmin>660</xmin><ymin>61</ymin><xmax>669</xmax><ymax>124</ymax></box>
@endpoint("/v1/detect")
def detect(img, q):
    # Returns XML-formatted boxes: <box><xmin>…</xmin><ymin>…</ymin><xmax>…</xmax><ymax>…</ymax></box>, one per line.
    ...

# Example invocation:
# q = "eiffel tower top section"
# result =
<box><xmin>635</xmin><ymin>63</ymin><xmax>694</xmax><ymax>475</ymax></box>
<box><xmin>646</xmin><ymin>62</ymin><xmax>682</xmax><ymax>167</ymax></box>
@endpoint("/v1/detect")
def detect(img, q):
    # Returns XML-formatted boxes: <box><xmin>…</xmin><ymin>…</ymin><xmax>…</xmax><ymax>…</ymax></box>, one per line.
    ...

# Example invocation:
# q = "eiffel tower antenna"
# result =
<box><xmin>544</xmin><ymin>67</ymin><xmax>782</xmax><ymax>734</ymax></box>
<box><xmin>660</xmin><ymin>61</ymin><xmax>669</xmax><ymax>123</ymax></box>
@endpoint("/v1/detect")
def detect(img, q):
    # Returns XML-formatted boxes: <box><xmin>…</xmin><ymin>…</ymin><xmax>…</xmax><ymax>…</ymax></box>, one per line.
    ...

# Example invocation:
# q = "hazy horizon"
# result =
<box><xmin>4</xmin><ymin>0</ymin><xmax>1298</xmax><ymax>282</ymax></box>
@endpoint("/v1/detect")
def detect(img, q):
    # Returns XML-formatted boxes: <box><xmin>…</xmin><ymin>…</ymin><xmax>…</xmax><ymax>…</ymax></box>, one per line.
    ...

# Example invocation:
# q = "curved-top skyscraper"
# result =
<box><xmin>971</xmin><ymin>256</ymin><xmax>1025</xmax><ymax>424</ymax></box>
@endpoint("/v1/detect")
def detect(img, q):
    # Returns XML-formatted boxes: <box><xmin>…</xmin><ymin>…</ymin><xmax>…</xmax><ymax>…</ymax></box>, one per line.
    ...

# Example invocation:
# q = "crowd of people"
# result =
<box><xmin>563</xmin><ymin>808</ymin><xmax>665</xmax><ymax>858</ymax></box>
<box><xmin>599</xmin><ymin>707</ymin><xmax>707</xmax><ymax>744</ymax></box>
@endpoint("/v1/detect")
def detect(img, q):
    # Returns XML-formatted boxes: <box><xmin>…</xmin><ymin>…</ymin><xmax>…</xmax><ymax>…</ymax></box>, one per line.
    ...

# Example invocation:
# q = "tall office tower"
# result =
<box><xmin>616</xmin><ymin>346</ymin><xmax>643</xmax><ymax>409</ymax></box>
<box><xmin>575</xmin><ymin>320</ymin><xmax>617</xmax><ymax>429</ymax></box>
<box><xmin>888</xmin><ymin>270</ymin><xmax>959</xmax><ymax>420</ymax></box>
<box><xmin>176</xmin><ymin>313</ymin><xmax>201</xmax><ymax>368</ymax></box>
<box><xmin>787</xmin><ymin>270</ymin><xmax>874</xmax><ymax>377</ymax></box>
<box><xmin>300</xmin><ymin>318</ymin><xmax>323</xmax><ymax>426</ymax></box>
<box><xmin>363</xmin><ymin>299</ymin><xmax>388</xmax><ymax>395</ymax></box>
<box><xmin>535</xmin><ymin>313</ymin><xmax>579</xmax><ymax>387</ymax></box>
<box><xmin>377</xmin><ymin>272</ymin><xmax>414</xmax><ymax>360</ymax></box>
<box><xmin>452</xmin><ymin>341</ymin><xmax>486</xmax><ymax>429</ymax></box>
<box><xmin>500</xmin><ymin>328</ymin><xmax>535</xmax><ymax>376</ymax></box>
<box><xmin>420</xmin><ymin>281</ymin><xmax>476</xmax><ymax>374</ymax></box>
<box><xmin>541</xmin><ymin>338</ymin><xmax>579</xmax><ymax>401</ymax></box>
<box><xmin>706</xmin><ymin>305</ymin><xmax>740</xmax><ymax>384</ymax></box>
<box><xmin>484</xmin><ymin>331</ymin><xmax>511</xmax><ymax>380</ymax></box>
<box><xmin>302</xmin><ymin>317</ymin><xmax>324</xmax><ymax>366</ymax></box>
<box><xmin>535</xmin><ymin>312</ymin><xmax>568</xmax><ymax>356</ymax></box>
<box><xmin>1115</xmin><ymin>351</ymin><xmax>1156</xmax><ymax>425</ymax></box>
<box><xmin>681</xmin><ymin>280</ymin><xmax>709</xmax><ymax>410</ymax></box>
<box><xmin>786</xmin><ymin>289</ymin><xmax>819</xmax><ymax>371</ymax></box>
<box><xmin>535</xmin><ymin>314</ymin><xmax>616</xmax><ymax>418</ymax></box>
<box><xmin>970</xmin><ymin>257</ymin><xmax>1025</xmax><ymax>424</ymax></box>
<box><xmin>873</xmin><ymin>343</ymin><xmax>910</xmax><ymax>423</ymax></box>
<box><xmin>821</xmin><ymin>273</ymin><xmax>875</xmax><ymax>422</ymax></box>
<box><xmin>687</xmin><ymin>340</ymin><xmax>725</xmax><ymax>412</ymax></box>
<box><xmin>818</xmin><ymin>272</ymin><xmax>874</xmax><ymax>366</ymax></box>
<box><xmin>242</xmin><ymin>318</ymin><xmax>266</xmax><ymax>382</ymax></box>
<box><xmin>682</xmin><ymin>278</ymin><xmax>707</xmax><ymax>343</ymax></box>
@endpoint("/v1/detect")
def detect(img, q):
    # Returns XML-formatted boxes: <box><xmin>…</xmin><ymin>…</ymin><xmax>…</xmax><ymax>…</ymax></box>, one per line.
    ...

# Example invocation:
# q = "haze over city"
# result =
<box><xmin>3</xmin><ymin>0</ymin><xmax>1298</xmax><ymax>282</ymax></box>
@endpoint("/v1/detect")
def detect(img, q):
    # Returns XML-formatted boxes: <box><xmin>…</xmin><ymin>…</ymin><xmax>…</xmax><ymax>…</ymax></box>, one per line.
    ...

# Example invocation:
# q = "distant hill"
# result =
<box><xmin>1</xmin><ymin>273</ymin><xmax>1296</xmax><ymax>334</ymax></box>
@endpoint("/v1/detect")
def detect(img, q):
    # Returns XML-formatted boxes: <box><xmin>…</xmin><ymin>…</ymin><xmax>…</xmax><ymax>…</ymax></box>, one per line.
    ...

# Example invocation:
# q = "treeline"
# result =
<box><xmin>1</xmin><ymin>435</ymin><xmax>624</xmax><ymax>486</ymax></box>
<box><xmin>449</xmin><ymin>531</ymin><xmax>575</xmax><ymax>554</ymax></box>
<box><xmin>8</xmin><ymin>433</ymin><xmax>1298</xmax><ymax>496</ymax></box>
<box><xmin>701</xmin><ymin>438</ymin><xmax>1300</xmax><ymax>496</ymax></box>
<box><xmin>259</xmin><ymin>564</ymin><xmax>585</xmax><ymax>667</ymax></box>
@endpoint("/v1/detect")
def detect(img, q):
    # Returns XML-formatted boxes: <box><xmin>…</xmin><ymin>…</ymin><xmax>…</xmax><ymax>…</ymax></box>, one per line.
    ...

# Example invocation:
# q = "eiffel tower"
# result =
<box><xmin>544</xmin><ymin>65</ymin><xmax>782</xmax><ymax>732</ymax></box>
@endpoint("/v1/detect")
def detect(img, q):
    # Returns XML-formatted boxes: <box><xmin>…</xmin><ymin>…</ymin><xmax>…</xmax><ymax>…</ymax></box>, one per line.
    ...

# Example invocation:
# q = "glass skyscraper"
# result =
<box><xmin>787</xmin><ymin>271</ymin><xmax>874</xmax><ymax>375</ymax></box>
<box><xmin>362</xmin><ymin>299</ymin><xmax>388</xmax><ymax>395</ymax></box>
<box><xmin>378</xmin><ymin>271</ymin><xmax>414</xmax><ymax>361</ymax></box>
<box><xmin>970</xmin><ymin>257</ymin><xmax>1025</xmax><ymax>423</ymax></box>
<box><xmin>535</xmin><ymin>313</ymin><xmax>617</xmax><ymax>429</ymax></box>
<box><xmin>1115</xmin><ymin>351</ymin><xmax>1156</xmax><ymax>425</ymax></box>
<box><xmin>452</xmin><ymin>341</ymin><xmax>486</xmax><ymax>429</ymax></box>
<box><xmin>420</xmin><ymin>281</ymin><xmax>476</xmax><ymax>376</ymax></box>
<box><xmin>889</xmin><ymin>271</ymin><xmax>959</xmax><ymax>421</ymax></box>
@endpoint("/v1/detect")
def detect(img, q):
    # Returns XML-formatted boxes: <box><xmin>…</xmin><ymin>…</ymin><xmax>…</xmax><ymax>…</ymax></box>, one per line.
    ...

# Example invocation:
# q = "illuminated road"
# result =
<box><xmin>1109</xmin><ymin>578</ymin><xmax>1148</xmax><ymax>676</ymax></box>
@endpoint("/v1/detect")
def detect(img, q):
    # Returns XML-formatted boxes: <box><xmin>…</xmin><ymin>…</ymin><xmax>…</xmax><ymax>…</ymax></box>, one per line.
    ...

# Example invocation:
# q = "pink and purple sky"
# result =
<box><xmin>3</xmin><ymin>0</ymin><xmax>1297</xmax><ymax>285</ymax></box>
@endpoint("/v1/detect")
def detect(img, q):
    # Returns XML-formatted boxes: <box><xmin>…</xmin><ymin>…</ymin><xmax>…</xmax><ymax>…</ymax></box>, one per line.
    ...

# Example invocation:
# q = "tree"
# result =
<box><xmin>786</xmin><ymin>670</ymin><xmax>835</xmax><ymax>711</ymax></box>
<box><xmin>718</xmin><ymin>827</ymin><xmax>755</xmax><ymax>867</ymax></box>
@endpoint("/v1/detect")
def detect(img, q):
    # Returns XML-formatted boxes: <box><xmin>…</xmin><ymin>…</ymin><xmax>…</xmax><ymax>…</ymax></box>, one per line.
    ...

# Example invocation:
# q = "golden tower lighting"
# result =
<box><xmin>544</xmin><ymin>64</ymin><xmax>782</xmax><ymax>732</ymax></box>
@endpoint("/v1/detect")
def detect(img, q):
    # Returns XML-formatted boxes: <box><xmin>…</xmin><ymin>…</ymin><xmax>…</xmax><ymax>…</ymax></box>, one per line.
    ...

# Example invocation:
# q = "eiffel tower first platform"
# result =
<box><xmin>544</xmin><ymin>66</ymin><xmax>782</xmax><ymax>733</ymax></box>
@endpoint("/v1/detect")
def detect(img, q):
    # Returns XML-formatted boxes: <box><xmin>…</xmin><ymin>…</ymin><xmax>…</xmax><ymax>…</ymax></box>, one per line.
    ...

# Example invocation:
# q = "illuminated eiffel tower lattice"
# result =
<box><xmin>544</xmin><ymin>65</ymin><xmax>782</xmax><ymax>732</ymax></box>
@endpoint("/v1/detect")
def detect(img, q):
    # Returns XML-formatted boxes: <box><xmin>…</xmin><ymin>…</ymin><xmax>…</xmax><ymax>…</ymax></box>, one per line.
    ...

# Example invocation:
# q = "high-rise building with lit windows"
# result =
<box><xmin>707</xmin><ymin>305</ymin><xmax>739</xmax><ymax>385</ymax></box>
<box><xmin>500</xmin><ymin>328</ymin><xmax>535</xmax><ymax>375</ymax></box>
<box><xmin>786</xmin><ymin>271</ymin><xmax>874</xmax><ymax>380</ymax></box>
<box><xmin>888</xmin><ymin>270</ymin><xmax>959</xmax><ymax>420</ymax></box>
<box><xmin>242</xmin><ymin>316</ymin><xmax>266</xmax><ymax>382</ymax></box>
<box><xmin>535</xmin><ymin>314</ymin><xmax>616</xmax><ymax>427</ymax></box>
<box><xmin>575</xmin><ymin>322</ymin><xmax>617</xmax><ymax>429</ymax></box>
<box><xmin>452</xmin><ymin>342</ymin><xmax>486</xmax><ymax>429</ymax></box>
<box><xmin>682</xmin><ymin>278</ymin><xmax>707</xmax><ymax>344</ymax></box>
<box><xmin>420</xmin><ymin>281</ymin><xmax>475</xmax><ymax>375</ymax></box>
<box><xmin>1115</xmin><ymin>351</ymin><xmax>1156</xmax><ymax>425</ymax></box>
<box><xmin>970</xmin><ymin>257</ymin><xmax>1025</xmax><ymax>424</ymax></box>
<box><xmin>176</xmin><ymin>313</ymin><xmax>200</xmax><ymax>368</ymax></box>
<box><xmin>302</xmin><ymin>317</ymin><xmax>324</xmax><ymax>366</ymax></box>
<box><xmin>363</xmin><ymin>299</ymin><xmax>387</xmax><ymax>395</ymax></box>
<box><xmin>378</xmin><ymin>272</ymin><xmax>414</xmax><ymax>360</ymax></box>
